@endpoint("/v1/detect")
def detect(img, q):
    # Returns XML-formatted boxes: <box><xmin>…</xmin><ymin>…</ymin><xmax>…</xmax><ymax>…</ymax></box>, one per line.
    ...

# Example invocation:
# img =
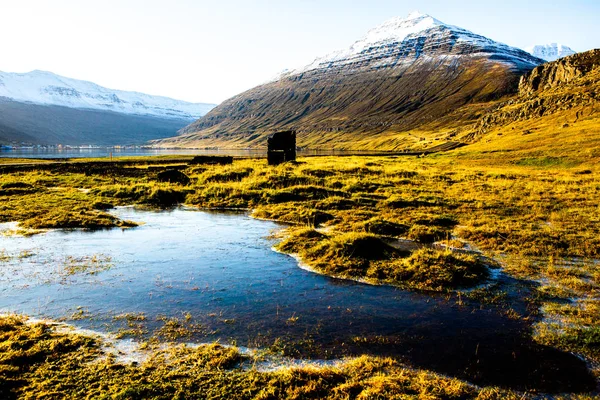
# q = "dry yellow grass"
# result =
<box><xmin>1</xmin><ymin>126</ymin><xmax>600</xmax><ymax>397</ymax></box>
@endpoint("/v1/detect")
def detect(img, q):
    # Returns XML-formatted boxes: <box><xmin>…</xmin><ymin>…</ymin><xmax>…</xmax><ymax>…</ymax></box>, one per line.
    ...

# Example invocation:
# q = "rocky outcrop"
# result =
<box><xmin>470</xmin><ymin>49</ymin><xmax>600</xmax><ymax>137</ymax></box>
<box><xmin>519</xmin><ymin>49</ymin><xmax>600</xmax><ymax>96</ymax></box>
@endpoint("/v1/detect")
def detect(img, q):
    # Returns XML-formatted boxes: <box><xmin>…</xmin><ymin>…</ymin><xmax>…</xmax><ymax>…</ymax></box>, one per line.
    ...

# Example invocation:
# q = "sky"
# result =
<box><xmin>1</xmin><ymin>0</ymin><xmax>599</xmax><ymax>104</ymax></box>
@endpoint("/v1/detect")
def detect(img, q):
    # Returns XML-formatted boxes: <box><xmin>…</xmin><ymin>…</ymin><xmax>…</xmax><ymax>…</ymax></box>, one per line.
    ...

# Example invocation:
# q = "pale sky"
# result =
<box><xmin>1</xmin><ymin>0</ymin><xmax>599</xmax><ymax>104</ymax></box>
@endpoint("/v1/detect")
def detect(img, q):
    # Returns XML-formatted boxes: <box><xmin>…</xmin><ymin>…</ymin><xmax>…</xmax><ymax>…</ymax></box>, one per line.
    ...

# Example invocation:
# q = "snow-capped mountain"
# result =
<box><xmin>0</xmin><ymin>70</ymin><xmax>215</xmax><ymax>120</ymax></box>
<box><xmin>163</xmin><ymin>11</ymin><xmax>544</xmax><ymax>149</ymax></box>
<box><xmin>525</xmin><ymin>43</ymin><xmax>576</xmax><ymax>62</ymax></box>
<box><xmin>283</xmin><ymin>11</ymin><xmax>541</xmax><ymax>77</ymax></box>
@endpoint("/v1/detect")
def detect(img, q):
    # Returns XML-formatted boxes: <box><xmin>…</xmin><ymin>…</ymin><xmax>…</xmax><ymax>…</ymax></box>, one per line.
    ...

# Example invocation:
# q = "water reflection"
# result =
<box><xmin>0</xmin><ymin>208</ymin><xmax>594</xmax><ymax>391</ymax></box>
<box><xmin>0</xmin><ymin>147</ymin><xmax>389</xmax><ymax>159</ymax></box>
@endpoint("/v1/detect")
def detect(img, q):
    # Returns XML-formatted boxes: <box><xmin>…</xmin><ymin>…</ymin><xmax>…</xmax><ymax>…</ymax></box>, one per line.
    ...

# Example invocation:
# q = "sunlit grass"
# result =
<box><xmin>1</xmin><ymin>149</ymin><xmax>599</xmax><ymax>396</ymax></box>
<box><xmin>1</xmin><ymin>315</ymin><xmax>519</xmax><ymax>399</ymax></box>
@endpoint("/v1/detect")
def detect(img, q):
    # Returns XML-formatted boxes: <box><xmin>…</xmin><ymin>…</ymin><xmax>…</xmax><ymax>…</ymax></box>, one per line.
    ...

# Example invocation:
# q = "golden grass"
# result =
<box><xmin>1</xmin><ymin>139</ymin><xmax>600</xmax><ymax>396</ymax></box>
<box><xmin>1</xmin><ymin>315</ymin><xmax>524</xmax><ymax>399</ymax></box>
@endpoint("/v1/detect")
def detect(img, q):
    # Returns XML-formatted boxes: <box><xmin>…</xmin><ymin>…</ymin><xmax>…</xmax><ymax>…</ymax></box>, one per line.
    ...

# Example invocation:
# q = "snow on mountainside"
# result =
<box><xmin>526</xmin><ymin>43</ymin><xmax>576</xmax><ymax>62</ymax></box>
<box><xmin>283</xmin><ymin>11</ymin><xmax>542</xmax><ymax>77</ymax></box>
<box><xmin>0</xmin><ymin>70</ymin><xmax>215</xmax><ymax>120</ymax></box>
<box><xmin>169</xmin><ymin>11</ymin><xmax>545</xmax><ymax>150</ymax></box>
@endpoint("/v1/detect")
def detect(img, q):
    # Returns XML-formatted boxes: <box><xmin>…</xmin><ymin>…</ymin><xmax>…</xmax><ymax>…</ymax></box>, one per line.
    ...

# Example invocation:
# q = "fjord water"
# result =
<box><xmin>0</xmin><ymin>208</ymin><xmax>593</xmax><ymax>390</ymax></box>
<box><xmin>0</xmin><ymin>147</ymin><xmax>368</xmax><ymax>159</ymax></box>
<box><xmin>0</xmin><ymin>147</ymin><xmax>264</xmax><ymax>159</ymax></box>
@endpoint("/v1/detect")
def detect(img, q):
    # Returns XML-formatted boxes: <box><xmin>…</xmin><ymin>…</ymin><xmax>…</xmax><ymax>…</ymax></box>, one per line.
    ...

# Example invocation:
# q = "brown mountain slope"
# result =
<box><xmin>160</xmin><ymin>60</ymin><xmax>525</xmax><ymax>150</ymax></box>
<box><xmin>155</xmin><ymin>14</ymin><xmax>541</xmax><ymax>150</ymax></box>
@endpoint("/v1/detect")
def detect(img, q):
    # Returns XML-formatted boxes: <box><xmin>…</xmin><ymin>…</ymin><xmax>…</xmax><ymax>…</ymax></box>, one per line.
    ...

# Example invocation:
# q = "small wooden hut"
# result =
<box><xmin>267</xmin><ymin>130</ymin><xmax>296</xmax><ymax>165</ymax></box>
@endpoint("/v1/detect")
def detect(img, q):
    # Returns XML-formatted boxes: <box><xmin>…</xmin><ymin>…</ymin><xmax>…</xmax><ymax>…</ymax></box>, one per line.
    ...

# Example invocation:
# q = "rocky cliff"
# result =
<box><xmin>471</xmin><ymin>49</ymin><xmax>600</xmax><ymax>137</ymax></box>
<box><xmin>519</xmin><ymin>49</ymin><xmax>600</xmax><ymax>95</ymax></box>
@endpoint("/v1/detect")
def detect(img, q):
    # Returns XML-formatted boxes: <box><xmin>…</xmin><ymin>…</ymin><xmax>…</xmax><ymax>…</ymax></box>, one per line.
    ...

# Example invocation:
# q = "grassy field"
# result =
<box><xmin>1</xmin><ymin>148</ymin><xmax>599</xmax><ymax>398</ymax></box>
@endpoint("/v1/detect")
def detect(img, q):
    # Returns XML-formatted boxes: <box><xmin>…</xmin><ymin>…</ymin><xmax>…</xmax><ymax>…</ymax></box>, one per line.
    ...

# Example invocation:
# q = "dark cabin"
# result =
<box><xmin>267</xmin><ymin>130</ymin><xmax>296</xmax><ymax>165</ymax></box>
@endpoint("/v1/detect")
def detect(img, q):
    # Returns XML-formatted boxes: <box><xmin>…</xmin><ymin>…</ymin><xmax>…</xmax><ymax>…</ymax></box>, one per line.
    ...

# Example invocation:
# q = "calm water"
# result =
<box><xmin>0</xmin><ymin>208</ymin><xmax>498</xmax><ymax>342</ymax></box>
<box><xmin>0</xmin><ymin>148</ymin><xmax>263</xmax><ymax>159</ymax></box>
<box><xmin>0</xmin><ymin>148</ymin><xmax>375</xmax><ymax>159</ymax></box>
<box><xmin>0</xmin><ymin>208</ymin><xmax>593</xmax><ymax>390</ymax></box>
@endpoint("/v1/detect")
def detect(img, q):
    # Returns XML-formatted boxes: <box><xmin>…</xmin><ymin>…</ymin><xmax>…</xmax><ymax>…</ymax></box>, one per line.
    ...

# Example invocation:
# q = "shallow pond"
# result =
<box><xmin>0</xmin><ymin>208</ymin><xmax>594</xmax><ymax>391</ymax></box>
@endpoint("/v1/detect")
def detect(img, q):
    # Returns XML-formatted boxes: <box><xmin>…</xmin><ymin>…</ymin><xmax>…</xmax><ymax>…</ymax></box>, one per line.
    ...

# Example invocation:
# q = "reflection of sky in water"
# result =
<box><xmin>3</xmin><ymin>208</ymin><xmax>596</xmax><ymax>391</ymax></box>
<box><xmin>0</xmin><ymin>208</ymin><xmax>509</xmax><ymax>347</ymax></box>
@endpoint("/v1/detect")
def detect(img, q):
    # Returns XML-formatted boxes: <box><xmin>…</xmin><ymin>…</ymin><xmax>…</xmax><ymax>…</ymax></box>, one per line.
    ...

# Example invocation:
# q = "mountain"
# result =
<box><xmin>455</xmin><ymin>48</ymin><xmax>600</xmax><ymax>163</ymax></box>
<box><xmin>0</xmin><ymin>70</ymin><xmax>214</xmax><ymax>120</ymax></box>
<box><xmin>470</xmin><ymin>48</ymin><xmax>600</xmax><ymax>140</ymax></box>
<box><xmin>0</xmin><ymin>70</ymin><xmax>215</xmax><ymax>146</ymax></box>
<box><xmin>156</xmin><ymin>11</ymin><xmax>543</xmax><ymax>150</ymax></box>
<box><xmin>526</xmin><ymin>44</ymin><xmax>576</xmax><ymax>62</ymax></box>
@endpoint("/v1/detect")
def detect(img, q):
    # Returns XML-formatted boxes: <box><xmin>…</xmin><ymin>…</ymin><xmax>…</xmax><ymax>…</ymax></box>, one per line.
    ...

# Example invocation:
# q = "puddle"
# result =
<box><xmin>0</xmin><ymin>207</ymin><xmax>595</xmax><ymax>391</ymax></box>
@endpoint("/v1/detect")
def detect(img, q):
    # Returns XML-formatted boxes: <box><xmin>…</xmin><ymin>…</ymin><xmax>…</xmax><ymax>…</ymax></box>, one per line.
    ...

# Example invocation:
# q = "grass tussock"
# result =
<box><xmin>276</xmin><ymin>229</ymin><xmax>489</xmax><ymax>291</ymax></box>
<box><xmin>277</xmin><ymin>230</ymin><xmax>401</xmax><ymax>278</ymax></box>
<box><xmin>361</xmin><ymin>218</ymin><xmax>409</xmax><ymax>237</ymax></box>
<box><xmin>20</xmin><ymin>208</ymin><xmax>137</xmax><ymax>230</ymax></box>
<box><xmin>387</xmin><ymin>248</ymin><xmax>490</xmax><ymax>291</ymax></box>
<box><xmin>0</xmin><ymin>315</ymin><xmax>528</xmax><ymax>400</ymax></box>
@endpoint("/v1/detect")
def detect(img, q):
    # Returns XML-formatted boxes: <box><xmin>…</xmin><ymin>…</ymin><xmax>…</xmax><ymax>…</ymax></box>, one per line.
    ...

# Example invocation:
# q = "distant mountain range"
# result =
<box><xmin>526</xmin><ymin>43</ymin><xmax>576</xmax><ymax>62</ymax></box>
<box><xmin>0</xmin><ymin>14</ymin><xmax>587</xmax><ymax>150</ymax></box>
<box><xmin>156</xmin><ymin>11</ymin><xmax>545</xmax><ymax>150</ymax></box>
<box><xmin>0</xmin><ymin>70</ymin><xmax>215</xmax><ymax>146</ymax></box>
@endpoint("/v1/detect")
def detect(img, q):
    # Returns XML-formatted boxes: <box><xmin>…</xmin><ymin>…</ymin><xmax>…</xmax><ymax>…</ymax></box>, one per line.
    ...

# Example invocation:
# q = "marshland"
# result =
<box><xmin>1</xmin><ymin>149</ymin><xmax>599</xmax><ymax>398</ymax></box>
<box><xmin>2</xmin><ymin>1</ymin><xmax>600</xmax><ymax>398</ymax></box>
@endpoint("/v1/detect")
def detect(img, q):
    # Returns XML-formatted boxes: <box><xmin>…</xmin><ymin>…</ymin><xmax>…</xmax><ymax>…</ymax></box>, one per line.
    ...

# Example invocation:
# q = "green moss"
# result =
<box><xmin>514</xmin><ymin>157</ymin><xmax>578</xmax><ymax>168</ymax></box>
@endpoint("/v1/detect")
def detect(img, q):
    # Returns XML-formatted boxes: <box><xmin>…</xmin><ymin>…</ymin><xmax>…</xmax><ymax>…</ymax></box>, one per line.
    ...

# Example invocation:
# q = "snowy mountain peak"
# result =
<box><xmin>285</xmin><ymin>11</ymin><xmax>542</xmax><ymax>77</ymax></box>
<box><xmin>355</xmin><ymin>11</ymin><xmax>445</xmax><ymax>51</ymax></box>
<box><xmin>526</xmin><ymin>43</ymin><xmax>576</xmax><ymax>62</ymax></box>
<box><xmin>0</xmin><ymin>70</ymin><xmax>215</xmax><ymax>120</ymax></box>
<box><xmin>405</xmin><ymin>10</ymin><xmax>428</xmax><ymax>19</ymax></box>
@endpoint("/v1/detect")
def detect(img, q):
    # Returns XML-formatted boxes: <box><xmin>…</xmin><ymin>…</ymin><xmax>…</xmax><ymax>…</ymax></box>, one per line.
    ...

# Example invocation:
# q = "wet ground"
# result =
<box><xmin>0</xmin><ymin>207</ymin><xmax>595</xmax><ymax>392</ymax></box>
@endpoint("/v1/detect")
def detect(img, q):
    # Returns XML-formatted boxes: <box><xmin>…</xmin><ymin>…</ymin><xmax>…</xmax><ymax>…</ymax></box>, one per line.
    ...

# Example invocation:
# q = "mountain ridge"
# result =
<box><xmin>156</xmin><ymin>12</ymin><xmax>543</xmax><ymax>150</ymax></box>
<box><xmin>0</xmin><ymin>98</ymin><xmax>195</xmax><ymax>146</ymax></box>
<box><xmin>0</xmin><ymin>69</ymin><xmax>215</xmax><ymax>120</ymax></box>
<box><xmin>287</xmin><ymin>12</ymin><xmax>541</xmax><ymax>77</ymax></box>
<box><xmin>0</xmin><ymin>70</ymin><xmax>217</xmax><ymax>146</ymax></box>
